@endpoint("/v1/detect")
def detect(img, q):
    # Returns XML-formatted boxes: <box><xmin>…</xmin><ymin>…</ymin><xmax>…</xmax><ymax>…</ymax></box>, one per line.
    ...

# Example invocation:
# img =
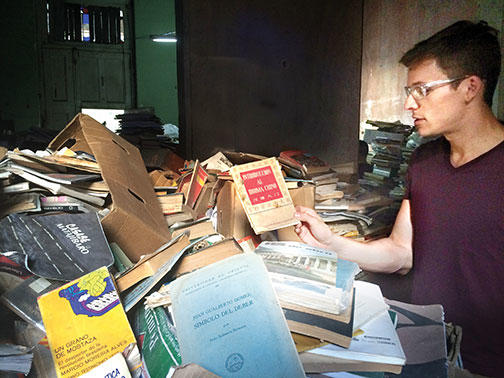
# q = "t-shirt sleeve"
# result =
<box><xmin>404</xmin><ymin>147</ymin><xmax>420</xmax><ymax>200</ymax></box>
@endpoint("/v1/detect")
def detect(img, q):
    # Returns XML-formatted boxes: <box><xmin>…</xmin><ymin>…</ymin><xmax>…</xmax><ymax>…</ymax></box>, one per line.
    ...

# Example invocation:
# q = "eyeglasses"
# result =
<box><xmin>404</xmin><ymin>76</ymin><xmax>468</xmax><ymax>101</ymax></box>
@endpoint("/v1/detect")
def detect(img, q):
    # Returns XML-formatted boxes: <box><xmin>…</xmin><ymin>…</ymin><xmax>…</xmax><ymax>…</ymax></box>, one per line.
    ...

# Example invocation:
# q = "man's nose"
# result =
<box><xmin>404</xmin><ymin>94</ymin><xmax>419</xmax><ymax>111</ymax></box>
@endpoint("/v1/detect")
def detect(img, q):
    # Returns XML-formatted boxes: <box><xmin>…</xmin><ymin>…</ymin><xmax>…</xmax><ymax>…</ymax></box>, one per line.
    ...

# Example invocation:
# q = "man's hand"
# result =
<box><xmin>294</xmin><ymin>206</ymin><xmax>334</xmax><ymax>249</ymax></box>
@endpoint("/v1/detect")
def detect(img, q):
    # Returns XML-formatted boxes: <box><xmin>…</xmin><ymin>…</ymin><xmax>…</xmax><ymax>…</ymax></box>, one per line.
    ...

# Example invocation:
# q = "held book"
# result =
<box><xmin>37</xmin><ymin>266</ymin><xmax>137</xmax><ymax>378</ymax></box>
<box><xmin>229</xmin><ymin>157</ymin><xmax>299</xmax><ymax>234</ymax></box>
<box><xmin>169</xmin><ymin>253</ymin><xmax>305</xmax><ymax>378</ymax></box>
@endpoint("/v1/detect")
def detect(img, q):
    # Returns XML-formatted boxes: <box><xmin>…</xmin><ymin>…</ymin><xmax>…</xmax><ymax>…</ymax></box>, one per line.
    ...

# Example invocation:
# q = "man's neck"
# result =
<box><xmin>444</xmin><ymin>106</ymin><xmax>504</xmax><ymax>167</ymax></box>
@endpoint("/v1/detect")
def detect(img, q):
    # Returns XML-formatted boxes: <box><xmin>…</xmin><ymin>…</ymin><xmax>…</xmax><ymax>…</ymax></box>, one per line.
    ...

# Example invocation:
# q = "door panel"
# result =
<box><xmin>42</xmin><ymin>48</ymin><xmax>76</xmax><ymax>130</ymax></box>
<box><xmin>77</xmin><ymin>52</ymin><xmax>101</xmax><ymax>103</ymax></box>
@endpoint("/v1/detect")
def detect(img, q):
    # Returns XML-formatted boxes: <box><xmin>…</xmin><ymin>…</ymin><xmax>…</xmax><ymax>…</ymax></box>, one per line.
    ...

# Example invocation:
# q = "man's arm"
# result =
<box><xmin>294</xmin><ymin>199</ymin><xmax>413</xmax><ymax>274</ymax></box>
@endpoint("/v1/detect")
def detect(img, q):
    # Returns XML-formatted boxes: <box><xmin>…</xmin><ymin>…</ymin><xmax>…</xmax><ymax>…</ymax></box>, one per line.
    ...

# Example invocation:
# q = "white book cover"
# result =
<box><xmin>170</xmin><ymin>253</ymin><xmax>305</xmax><ymax>378</ymax></box>
<box><xmin>309</xmin><ymin>309</ymin><xmax>406</xmax><ymax>366</ymax></box>
<box><xmin>80</xmin><ymin>353</ymin><xmax>131</xmax><ymax>378</ymax></box>
<box><xmin>352</xmin><ymin>281</ymin><xmax>390</xmax><ymax>331</ymax></box>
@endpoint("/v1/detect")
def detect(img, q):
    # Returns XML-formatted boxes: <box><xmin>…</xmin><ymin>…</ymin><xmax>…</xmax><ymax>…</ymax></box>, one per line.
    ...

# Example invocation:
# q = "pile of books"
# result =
<box><xmin>0</xmin><ymin>113</ymin><xmax>446</xmax><ymax>377</ymax></box>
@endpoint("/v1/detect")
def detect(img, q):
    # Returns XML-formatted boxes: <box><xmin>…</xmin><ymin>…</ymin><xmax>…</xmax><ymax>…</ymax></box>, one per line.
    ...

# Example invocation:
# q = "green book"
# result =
<box><xmin>136</xmin><ymin>306</ymin><xmax>181</xmax><ymax>377</ymax></box>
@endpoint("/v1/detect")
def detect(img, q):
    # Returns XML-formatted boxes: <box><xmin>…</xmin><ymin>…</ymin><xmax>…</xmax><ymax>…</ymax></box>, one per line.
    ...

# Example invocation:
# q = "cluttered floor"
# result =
<box><xmin>0</xmin><ymin>113</ymin><xmax>444</xmax><ymax>377</ymax></box>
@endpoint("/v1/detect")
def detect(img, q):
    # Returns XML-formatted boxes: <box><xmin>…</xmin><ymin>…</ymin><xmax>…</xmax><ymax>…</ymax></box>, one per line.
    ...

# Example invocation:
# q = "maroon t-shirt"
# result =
<box><xmin>405</xmin><ymin>137</ymin><xmax>504</xmax><ymax>377</ymax></box>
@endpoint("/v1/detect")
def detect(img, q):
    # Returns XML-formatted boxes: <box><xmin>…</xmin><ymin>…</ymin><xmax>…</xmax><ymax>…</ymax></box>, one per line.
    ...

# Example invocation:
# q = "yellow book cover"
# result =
<box><xmin>37</xmin><ymin>266</ymin><xmax>136</xmax><ymax>378</ymax></box>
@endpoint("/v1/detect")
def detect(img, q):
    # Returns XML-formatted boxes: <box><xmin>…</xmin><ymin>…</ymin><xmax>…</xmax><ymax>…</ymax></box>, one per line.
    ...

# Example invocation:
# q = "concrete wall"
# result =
<box><xmin>360</xmin><ymin>0</ymin><xmax>504</xmax><ymax>134</ymax></box>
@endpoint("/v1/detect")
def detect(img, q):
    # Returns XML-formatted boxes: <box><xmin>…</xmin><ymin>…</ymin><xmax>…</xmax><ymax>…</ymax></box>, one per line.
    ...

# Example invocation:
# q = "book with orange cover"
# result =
<box><xmin>229</xmin><ymin>157</ymin><xmax>299</xmax><ymax>234</ymax></box>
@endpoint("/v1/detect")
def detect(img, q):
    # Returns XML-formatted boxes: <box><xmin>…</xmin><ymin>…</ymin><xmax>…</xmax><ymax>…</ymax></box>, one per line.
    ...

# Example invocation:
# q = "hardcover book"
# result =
<box><xmin>169</xmin><ymin>253</ymin><xmax>305</xmax><ymax>377</ymax></box>
<box><xmin>170</xmin><ymin>237</ymin><xmax>243</xmax><ymax>278</ymax></box>
<box><xmin>157</xmin><ymin>192</ymin><xmax>184</xmax><ymax>215</ymax></box>
<box><xmin>282</xmin><ymin>290</ymin><xmax>355</xmax><ymax>349</ymax></box>
<box><xmin>278</xmin><ymin>150</ymin><xmax>331</xmax><ymax>178</ymax></box>
<box><xmin>37</xmin><ymin>266</ymin><xmax>137</xmax><ymax>377</ymax></box>
<box><xmin>115</xmin><ymin>232</ymin><xmax>190</xmax><ymax>292</ymax></box>
<box><xmin>229</xmin><ymin>157</ymin><xmax>299</xmax><ymax>234</ymax></box>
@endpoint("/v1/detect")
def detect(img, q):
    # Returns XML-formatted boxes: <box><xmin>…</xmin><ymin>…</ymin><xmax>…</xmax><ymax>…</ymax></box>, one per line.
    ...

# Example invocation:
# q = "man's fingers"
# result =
<box><xmin>295</xmin><ymin>209</ymin><xmax>321</xmax><ymax>225</ymax></box>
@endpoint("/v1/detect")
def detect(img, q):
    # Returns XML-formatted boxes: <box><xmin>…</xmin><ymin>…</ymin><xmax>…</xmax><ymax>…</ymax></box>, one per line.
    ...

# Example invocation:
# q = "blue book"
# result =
<box><xmin>170</xmin><ymin>253</ymin><xmax>305</xmax><ymax>377</ymax></box>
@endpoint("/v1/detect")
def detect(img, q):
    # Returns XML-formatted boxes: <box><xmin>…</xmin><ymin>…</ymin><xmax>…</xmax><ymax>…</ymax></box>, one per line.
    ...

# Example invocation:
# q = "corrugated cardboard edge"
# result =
<box><xmin>48</xmin><ymin>113</ymin><xmax>171</xmax><ymax>262</ymax></box>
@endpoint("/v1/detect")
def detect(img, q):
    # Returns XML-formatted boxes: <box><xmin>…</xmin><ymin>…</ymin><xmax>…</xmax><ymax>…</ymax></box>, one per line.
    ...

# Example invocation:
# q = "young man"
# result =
<box><xmin>294</xmin><ymin>21</ymin><xmax>504</xmax><ymax>377</ymax></box>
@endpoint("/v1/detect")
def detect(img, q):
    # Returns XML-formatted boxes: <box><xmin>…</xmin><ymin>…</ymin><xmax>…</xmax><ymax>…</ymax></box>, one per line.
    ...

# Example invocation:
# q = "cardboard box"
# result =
<box><xmin>48</xmin><ymin>113</ymin><xmax>171</xmax><ymax>262</ymax></box>
<box><xmin>216</xmin><ymin>181</ymin><xmax>255</xmax><ymax>241</ymax></box>
<box><xmin>277</xmin><ymin>184</ymin><xmax>316</xmax><ymax>242</ymax></box>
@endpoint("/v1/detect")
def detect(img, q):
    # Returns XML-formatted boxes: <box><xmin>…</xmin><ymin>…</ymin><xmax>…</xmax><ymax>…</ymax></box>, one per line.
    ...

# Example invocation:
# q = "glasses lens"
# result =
<box><xmin>405</xmin><ymin>86</ymin><xmax>424</xmax><ymax>100</ymax></box>
<box><xmin>412</xmin><ymin>86</ymin><xmax>425</xmax><ymax>100</ymax></box>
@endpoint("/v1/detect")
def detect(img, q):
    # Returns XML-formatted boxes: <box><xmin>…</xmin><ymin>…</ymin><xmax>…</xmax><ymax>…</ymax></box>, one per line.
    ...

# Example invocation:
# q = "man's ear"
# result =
<box><xmin>463</xmin><ymin>75</ymin><xmax>484</xmax><ymax>103</ymax></box>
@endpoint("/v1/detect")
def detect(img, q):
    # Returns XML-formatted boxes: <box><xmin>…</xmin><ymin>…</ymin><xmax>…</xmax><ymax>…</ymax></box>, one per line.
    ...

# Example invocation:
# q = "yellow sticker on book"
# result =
<box><xmin>38</xmin><ymin>266</ymin><xmax>136</xmax><ymax>378</ymax></box>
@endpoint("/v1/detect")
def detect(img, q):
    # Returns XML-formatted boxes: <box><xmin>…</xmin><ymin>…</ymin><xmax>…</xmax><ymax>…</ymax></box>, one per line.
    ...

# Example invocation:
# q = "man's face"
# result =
<box><xmin>404</xmin><ymin>59</ymin><xmax>466</xmax><ymax>137</ymax></box>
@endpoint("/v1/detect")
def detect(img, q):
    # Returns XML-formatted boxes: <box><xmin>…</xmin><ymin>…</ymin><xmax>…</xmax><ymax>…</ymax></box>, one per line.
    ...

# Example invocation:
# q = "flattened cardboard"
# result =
<box><xmin>48</xmin><ymin>113</ymin><xmax>171</xmax><ymax>262</ymax></box>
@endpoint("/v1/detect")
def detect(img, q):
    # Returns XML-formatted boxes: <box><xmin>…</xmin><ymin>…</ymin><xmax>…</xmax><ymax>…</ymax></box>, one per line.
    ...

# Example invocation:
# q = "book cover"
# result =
<box><xmin>0</xmin><ymin>213</ymin><xmax>114</xmax><ymax>281</ymax></box>
<box><xmin>169</xmin><ymin>253</ymin><xmax>305</xmax><ymax>378</ymax></box>
<box><xmin>134</xmin><ymin>305</ymin><xmax>181</xmax><ymax>378</ymax></box>
<box><xmin>308</xmin><ymin>309</ymin><xmax>406</xmax><ymax>366</ymax></box>
<box><xmin>80</xmin><ymin>353</ymin><xmax>131</xmax><ymax>378</ymax></box>
<box><xmin>157</xmin><ymin>192</ymin><xmax>184</xmax><ymax>215</ymax></box>
<box><xmin>229</xmin><ymin>157</ymin><xmax>299</xmax><ymax>234</ymax></box>
<box><xmin>37</xmin><ymin>266</ymin><xmax>137</xmax><ymax>377</ymax></box>
<box><xmin>255</xmin><ymin>241</ymin><xmax>358</xmax><ymax>315</ymax></box>
<box><xmin>185</xmin><ymin>160</ymin><xmax>209</xmax><ymax>209</ymax></box>
<box><xmin>1</xmin><ymin>276</ymin><xmax>62</xmax><ymax>331</ymax></box>
<box><xmin>385</xmin><ymin>299</ymin><xmax>446</xmax><ymax>377</ymax></box>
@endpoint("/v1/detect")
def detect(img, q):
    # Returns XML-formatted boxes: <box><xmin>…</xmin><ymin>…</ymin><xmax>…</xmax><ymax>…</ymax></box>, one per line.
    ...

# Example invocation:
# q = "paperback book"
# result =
<box><xmin>229</xmin><ymin>157</ymin><xmax>299</xmax><ymax>234</ymax></box>
<box><xmin>0</xmin><ymin>212</ymin><xmax>114</xmax><ymax>281</ymax></box>
<box><xmin>37</xmin><ymin>266</ymin><xmax>137</xmax><ymax>377</ymax></box>
<box><xmin>169</xmin><ymin>253</ymin><xmax>305</xmax><ymax>377</ymax></box>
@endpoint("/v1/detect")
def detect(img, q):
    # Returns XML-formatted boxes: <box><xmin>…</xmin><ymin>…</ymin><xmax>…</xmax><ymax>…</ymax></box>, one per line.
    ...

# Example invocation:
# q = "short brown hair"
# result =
<box><xmin>400</xmin><ymin>20</ymin><xmax>501</xmax><ymax>107</ymax></box>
